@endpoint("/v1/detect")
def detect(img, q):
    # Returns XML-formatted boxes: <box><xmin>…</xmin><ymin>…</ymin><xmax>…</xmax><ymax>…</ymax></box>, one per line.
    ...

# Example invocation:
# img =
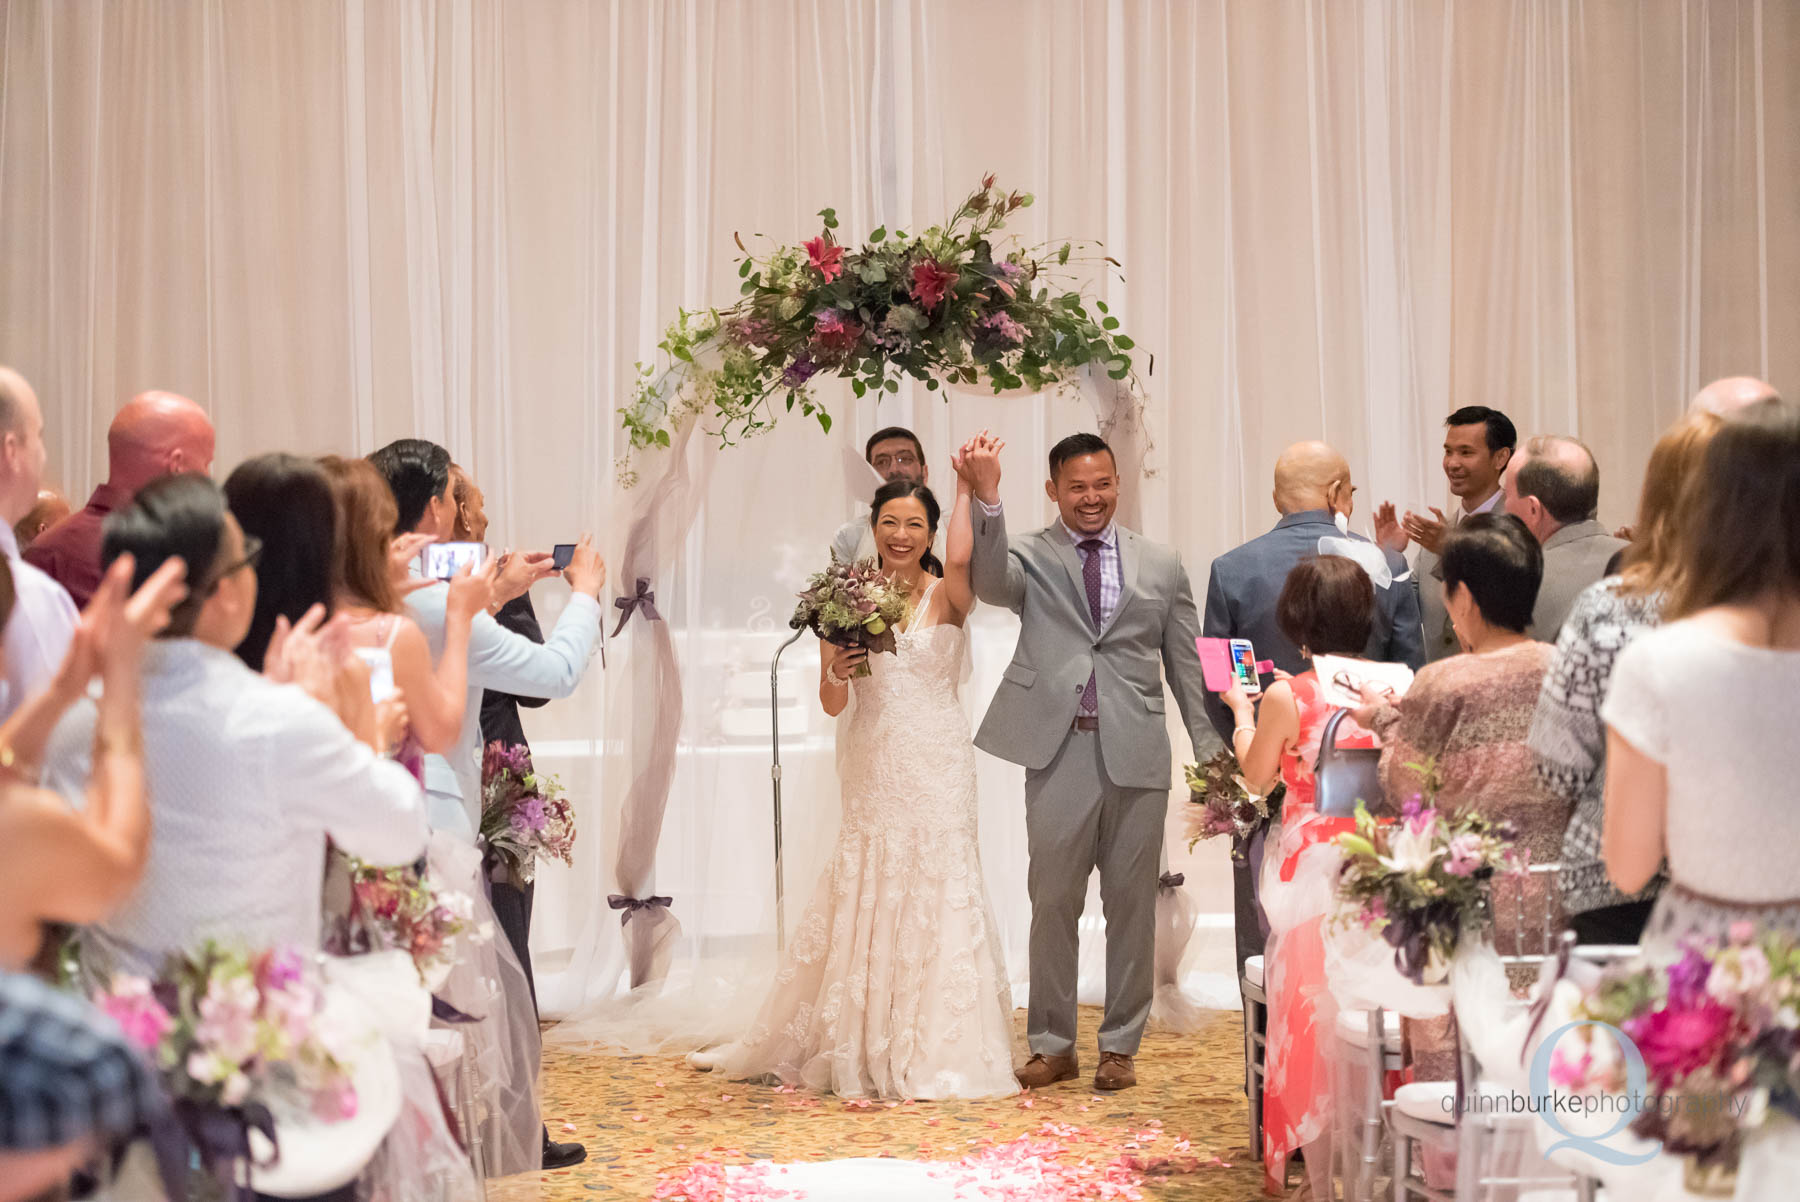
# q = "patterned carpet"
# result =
<box><xmin>489</xmin><ymin>1006</ymin><xmax>1267</xmax><ymax>1201</ymax></box>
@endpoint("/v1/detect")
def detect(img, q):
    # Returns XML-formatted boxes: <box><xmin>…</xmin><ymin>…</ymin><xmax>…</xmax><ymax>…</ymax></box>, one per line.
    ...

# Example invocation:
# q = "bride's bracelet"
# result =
<box><xmin>824</xmin><ymin>666</ymin><xmax>850</xmax><ymax>688</ymax></box>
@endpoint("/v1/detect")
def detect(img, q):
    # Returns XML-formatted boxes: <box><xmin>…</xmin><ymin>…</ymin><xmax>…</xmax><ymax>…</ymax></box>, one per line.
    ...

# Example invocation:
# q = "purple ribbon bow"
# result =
<box><xmin>611</xmin><ymin>578</ymin><xmax>661</xmax><ymax>637</ymax></box>
<box><xmin>1158</xmin><ymin>872</ymin><xmax>1185</xmax><ymax>890</ymax></box>
<box><xmin>148</xmin><ymin>1099</ymin><xmax>278</xmax><ymax>1202</ymax></box>
<box><xmin>608</xmin><ymin>894</ymin><xmax>673</xmax><ymax>925</ymax></box>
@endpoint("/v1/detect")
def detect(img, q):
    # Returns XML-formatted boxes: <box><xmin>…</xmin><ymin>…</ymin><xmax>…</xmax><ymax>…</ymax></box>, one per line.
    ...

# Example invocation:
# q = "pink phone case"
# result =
<box><xmin>1196</xmin><ymin>637</ymin><xmax>1235</xmax><ymax>692</ymax></box>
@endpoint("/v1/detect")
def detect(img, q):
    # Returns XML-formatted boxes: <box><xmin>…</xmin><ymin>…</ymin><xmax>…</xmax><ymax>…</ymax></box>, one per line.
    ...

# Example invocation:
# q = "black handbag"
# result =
<box><xmin>1313</xmin><ymin>708</ymin><xmax>1386</xmax><ymax>818</ymax></box>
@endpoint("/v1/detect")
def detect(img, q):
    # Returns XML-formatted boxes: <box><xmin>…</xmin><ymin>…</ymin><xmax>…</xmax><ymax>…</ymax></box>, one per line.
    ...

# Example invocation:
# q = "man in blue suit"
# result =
<box><xmin>1203</xmin><ymin>441</ymin><xmax>1424</xmax><ymax>972</ymax></box>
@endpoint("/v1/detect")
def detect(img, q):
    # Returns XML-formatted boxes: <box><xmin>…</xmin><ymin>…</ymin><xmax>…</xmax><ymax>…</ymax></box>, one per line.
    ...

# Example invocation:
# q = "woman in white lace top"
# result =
<box><xmin>1603</xmin><ymin>401</ymin><xmax>1800</xmax><ymax>960</ymax></box>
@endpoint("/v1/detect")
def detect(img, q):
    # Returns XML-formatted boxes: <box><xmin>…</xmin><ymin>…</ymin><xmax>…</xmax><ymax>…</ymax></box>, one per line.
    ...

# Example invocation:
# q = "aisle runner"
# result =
<box><xmin>652</xmin><ymin>1125</ymin><xmax>1232</xmax><ymax>1201</ymax></box>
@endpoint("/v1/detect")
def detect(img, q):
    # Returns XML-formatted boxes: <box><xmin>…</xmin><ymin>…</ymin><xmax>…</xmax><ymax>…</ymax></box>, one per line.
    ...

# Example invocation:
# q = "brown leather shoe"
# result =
<box><xmin>1094</xmin><ymin>1051</ymin><xmax>1136</xmax><ymax>1091</ymax></box>
<box><xmin>1015</xmin><ymin>1052</ymin><xmax>1079</xmax><ymax>1089</ymax></box>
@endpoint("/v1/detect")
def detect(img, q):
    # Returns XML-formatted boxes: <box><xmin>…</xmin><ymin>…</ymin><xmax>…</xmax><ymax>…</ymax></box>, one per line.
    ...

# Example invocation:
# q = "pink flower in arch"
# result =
<box><xmin>804</xmin><ymin>235</ymin><xmax>843</xmax><ymax>283</ymax></box>
<box><xmin>909</xmin><ymin>259</ymin><xmax>959</xmax><ymax>311</ymax></box>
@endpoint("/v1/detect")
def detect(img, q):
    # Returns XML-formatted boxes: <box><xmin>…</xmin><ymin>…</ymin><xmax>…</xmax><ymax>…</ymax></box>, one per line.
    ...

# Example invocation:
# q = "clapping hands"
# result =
<box><xmin>55</xmin><ymin>555</ymin><xmax>191</xmax><ymax>697</ymax></box>
<box><xmin>1372</xmin><ymin>501</ymin><xmax>1448</xmax><ymax>555</ymax></box>
<box><xmin>953</xmin><ymin>431</ymin><xmax>1005</xmax><ymax>505</ymax></box>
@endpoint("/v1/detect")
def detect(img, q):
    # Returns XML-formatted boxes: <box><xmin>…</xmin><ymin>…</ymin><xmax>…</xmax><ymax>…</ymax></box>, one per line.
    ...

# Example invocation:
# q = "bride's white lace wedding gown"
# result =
<box><xmin>704</xmin><ymin>580</ymin><xmax>1018</xmax><ymax>1098</ymax></box>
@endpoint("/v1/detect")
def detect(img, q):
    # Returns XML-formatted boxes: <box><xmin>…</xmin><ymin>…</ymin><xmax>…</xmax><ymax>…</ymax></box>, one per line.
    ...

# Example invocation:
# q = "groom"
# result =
<box><xmin>959</xmin><ymin>432</ymin><xmax>1210</xmax><ymax>1092</ymax></box>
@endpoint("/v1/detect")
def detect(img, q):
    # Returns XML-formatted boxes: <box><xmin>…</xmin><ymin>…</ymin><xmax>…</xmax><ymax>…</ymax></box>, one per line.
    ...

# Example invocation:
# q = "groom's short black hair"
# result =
<box><xmin>1048</xmin><ymin>432</ymin><xmax>1114</xmax><ymax>480</ymax></box>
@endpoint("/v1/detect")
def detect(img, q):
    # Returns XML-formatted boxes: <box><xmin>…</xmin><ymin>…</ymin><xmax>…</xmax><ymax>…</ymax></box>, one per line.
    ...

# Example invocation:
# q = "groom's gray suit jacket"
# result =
<box><xmin>970</xmin><ymin>505</ymin><xmax>1211</xmax><ymax>790</ymax></box>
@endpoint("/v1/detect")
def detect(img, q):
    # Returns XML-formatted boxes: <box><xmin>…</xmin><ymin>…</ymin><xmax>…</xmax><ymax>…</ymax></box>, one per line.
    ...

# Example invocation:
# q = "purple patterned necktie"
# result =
<box><xmin>1079</xmin><ymin>538</ymin><xmax>1105</xmax><ymax>714</ymax></box>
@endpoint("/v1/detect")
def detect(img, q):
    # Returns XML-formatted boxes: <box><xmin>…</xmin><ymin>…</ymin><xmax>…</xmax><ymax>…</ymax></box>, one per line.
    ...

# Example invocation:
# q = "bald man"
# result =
<box><xmin>1202</xmin><ymin>442</ymin><xmax>1423</xmax><ymax>970</ymax></box>
<box><xmin>25</xmin><ymin>390</ymin><xmax>214</xmax><ymax>608</ymax></box>
<box><xmin>0</xmin><ymin>368</ymin><xmax>79</xmax><ymax>720</ymax></box>
<box><xmin>1502</xmin><ymin>434</ymin><xmax>1626</xmax><ymax>640</ymax></box>
<box><xmin>1690</xmin><ymin>375</ymin><xmax>1780</xmax><ymax>417</ymax></box>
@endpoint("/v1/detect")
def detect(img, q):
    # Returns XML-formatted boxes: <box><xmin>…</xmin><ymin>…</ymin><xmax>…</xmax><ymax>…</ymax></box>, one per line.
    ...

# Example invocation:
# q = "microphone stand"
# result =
<box><xmin>769</xmin><ymin>626</ymin><xmax>806</xmax><ymax>952</ymax></box>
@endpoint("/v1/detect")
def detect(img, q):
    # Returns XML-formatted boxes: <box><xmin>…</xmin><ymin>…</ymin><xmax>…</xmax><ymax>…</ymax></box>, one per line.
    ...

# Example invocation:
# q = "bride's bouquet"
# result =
<box><xmin>789</xmin><ymin>554</ymin><xmax>911</xmax><ymax>678</ymax></box>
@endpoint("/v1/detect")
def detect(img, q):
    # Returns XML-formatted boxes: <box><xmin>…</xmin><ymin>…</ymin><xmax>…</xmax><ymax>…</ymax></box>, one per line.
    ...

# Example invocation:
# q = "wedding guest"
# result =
<box><xmin>832</xmin><ymin>426</ymin><xmax>931</xmax><ymax>564</ymax></box>
<box><xmin>370</xmin><ymin>440</ymin><xmax>604</xmax><ymax>838</ymax></box>
<box><xmin>449</xmin><ymin>466</ymin><xmax>587</xmax><ymax>1170</ymax></box>
<box><xmin>1502</xmin><ymin>435</ymin><xmax>1626</xmax><ymax>640</ymax></box>
<box><xmin>0</xmin><ymin>368</ymin><xmax>79</xmax><ymax>722</ymax></box>
<box><xmin>1355</xmin><ymin>514</ymin><xmax>1569</xmax><ymax>1080</ymax></box>
<box><xmin>1358</xmin><ymin>514</ymin><xmax>1566</xmax><ymax>855</ymax></box>
<box><xmin>1203</xmin><ymin>441</ymin><xmax>1422</xmax><ymax>974</ymax></box>
<box><xmin>0</xmin><ymin>557</ymin><xmax>181</xmax><ymax>1202</ymax></box>
<box><xmin>39</xmin><ymin>474</ymin><xmax>429</xmax><ymax>977</ymax></box>
<box><xmin>455</xmin><ymin>467</ymin><xmax>551</xmax><ymax>772</ymax></box>
<box><xmin>1219</xmin><ymin>556</ymin><xmax>1379</xmax><ymax>1194</ymax></box>
<box><xmin>0</xmin><ymin>969</ymin><xmax>165</xmax><ymax>1202</ymax></box>
<box><xmin>1603</xmin><ymin>400</ymin><xmax>1800</xmax><ymax>961</ymax></box>
<box><xmin>222</xmin><ymin>453</ymin><xmax>339</xmax><ymax>672</ymax></box>
<box><xmin>319</xmin><ymin>455</ymin><xmax>489</xmax><ymax>765</ymax></box>
<box><xmin>0</xmin><ymin>555</ymin><xmax>185</xmax><ymax>970</ymax></box>
<box><xmin>25</xmin><ymin>390</ymin><xmax>214</xmax><ymax>608</ymax></box>
<box><xmin>1529</xmin><ymin>411</ymin><xmax>1723</xmax><ymax>945</ymax></box>
<box><xmin>1375</xmin><ymin>406</ymin><xmax>1516</xmax><ymax>662</ymax></box>
<box><xmin>1689</xmin><ymin>374</ymin><xmax>1779</xmax><ymax>417</ymax></box>
<box><xmin>14</xmin><ymin>489</ymin><xmax>70</xmax><ymax>551</ymax></box>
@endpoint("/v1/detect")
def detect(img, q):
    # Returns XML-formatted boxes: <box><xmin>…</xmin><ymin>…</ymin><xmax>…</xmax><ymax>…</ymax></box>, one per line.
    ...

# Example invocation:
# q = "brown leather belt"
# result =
<box><xmin>1072</xmin><ymin>716</ymin><xmax>1099</xmax><ymax>732</ymax></box>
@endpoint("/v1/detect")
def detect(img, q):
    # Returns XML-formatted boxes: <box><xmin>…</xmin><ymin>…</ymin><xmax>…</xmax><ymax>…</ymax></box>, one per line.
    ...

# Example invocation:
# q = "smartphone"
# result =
<box><xmin>552</xmin><ymin>543</ymin><xmax>577</xmax><ymax>571</ymax></box>
<box><xmin>420</xmin><ymin>541</ymin><xmax>488</xmax><ymax>580</ymax></box>
<box><xmin>1229</xmin><ymin>638</ymin><xmax>1262</xmax><ymax>696</ymax></box>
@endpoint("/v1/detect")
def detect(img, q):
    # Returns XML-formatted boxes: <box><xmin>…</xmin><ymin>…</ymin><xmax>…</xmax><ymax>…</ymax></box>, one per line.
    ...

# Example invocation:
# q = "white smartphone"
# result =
<box><xmin>1229</xmin><ymin>638</ymin><xmax>1262</xmax><ymax>697</ymax></box>
<box><xmin>420</xmin><ymin>541</ymin><xmax>487</xmax><ymax>581</ymax></box>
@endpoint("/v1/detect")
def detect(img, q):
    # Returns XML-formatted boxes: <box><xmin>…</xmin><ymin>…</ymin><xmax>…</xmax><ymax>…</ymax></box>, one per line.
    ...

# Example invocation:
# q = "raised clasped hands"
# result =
<box><xmin>953</xmin><ymin>430</ymin><xmax>1005</xmax><ymax>506</ymax></box>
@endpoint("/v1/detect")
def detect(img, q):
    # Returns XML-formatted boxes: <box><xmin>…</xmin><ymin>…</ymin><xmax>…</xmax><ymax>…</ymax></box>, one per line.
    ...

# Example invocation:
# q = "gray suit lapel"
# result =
<box><xmin>1100</xmin><ymin>529</ymin><xmax>1139</xmax><ymax>638</ymax></box>
<box><xmin>1047</xmin><ymin>530</ymin><xmax>1094</xmax><ymax>628</ymax></box>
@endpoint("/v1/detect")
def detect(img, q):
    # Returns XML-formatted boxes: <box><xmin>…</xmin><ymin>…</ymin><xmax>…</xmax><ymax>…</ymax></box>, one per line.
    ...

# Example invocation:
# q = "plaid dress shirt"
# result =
<box><xmin>0</xmin><ymin>970</ymin><xmax>164</xmax><ymax>1150</ymax></box>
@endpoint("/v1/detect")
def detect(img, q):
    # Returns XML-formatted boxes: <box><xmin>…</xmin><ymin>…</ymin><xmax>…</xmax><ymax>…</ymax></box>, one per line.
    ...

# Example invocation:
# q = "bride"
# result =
<box><xmin>689</xmin><ymin>467</ymin><xmax>1018</xmax><ymax>1099</ymax></box>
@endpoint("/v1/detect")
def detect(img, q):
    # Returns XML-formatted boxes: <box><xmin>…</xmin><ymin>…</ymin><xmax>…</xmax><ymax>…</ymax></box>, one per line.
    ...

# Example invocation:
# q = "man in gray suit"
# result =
<box><xmin>959</xmin><ymin>431</ymin><xmax>1209</xmax><ymax>1093</ymax></box>
<box><xmin>831</xmin><ymin>426</ymin><xmax>931</xmax><ymax>564</ymax></box>
<box><xmin>1203</xmin><ymin>441</ymin><xmax>1424</xmax><ymax>974</ymax></box>
<box><xmin>1503</xmin><ymin>435</ymin><xmax>1627</xmax><ymax>640</ymax></box>
<box><xmin>1376</xmin><ymin>405</ymin><xmax>1516</xmax><ymax>661</ymax></box>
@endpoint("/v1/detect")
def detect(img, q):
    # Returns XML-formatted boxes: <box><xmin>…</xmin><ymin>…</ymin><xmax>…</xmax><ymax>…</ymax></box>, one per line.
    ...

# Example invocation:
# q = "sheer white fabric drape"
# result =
<box><xmin>3</xmin><ymin>0</ymin><xmax>1796</xmax><ymax>1023</ymax></box>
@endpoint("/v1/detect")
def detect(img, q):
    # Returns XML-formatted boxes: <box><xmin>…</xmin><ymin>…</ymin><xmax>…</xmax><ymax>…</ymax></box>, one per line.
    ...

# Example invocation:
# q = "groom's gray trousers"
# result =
<box><xmin>1025</xmin><ymin>726</ymin><xmax>1166</xmax><ymax>1057</ymax></box>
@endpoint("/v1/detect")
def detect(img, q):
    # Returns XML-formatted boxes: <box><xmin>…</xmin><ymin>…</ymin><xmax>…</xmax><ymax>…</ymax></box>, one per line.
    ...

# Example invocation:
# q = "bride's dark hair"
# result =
<box><xmin>870</xmin><ymin>480</ymin><xmax>944</xmax><ymax>578</ymax></box>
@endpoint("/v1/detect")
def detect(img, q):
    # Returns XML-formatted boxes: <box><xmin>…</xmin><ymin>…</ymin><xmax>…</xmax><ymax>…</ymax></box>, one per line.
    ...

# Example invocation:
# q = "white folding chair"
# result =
<box><xmin>1242</xmin><ymin>954</ymin><xmax>1268</xmax><ymax>1155</ymax></box>
<box><xmin>422</xmin><ymin>1026</ymin><xmax>489</xmax><ymax>1194</ymax></box>
<box><xmin>1331</xmin><ymin>1005</ymin><xmax>1404</xmax><ymax>1202</ymax></box>
<box><xmin>1389</xmin><ymin>867</ymin><xmax>1638</xmax><ymax>1202</ymax></box>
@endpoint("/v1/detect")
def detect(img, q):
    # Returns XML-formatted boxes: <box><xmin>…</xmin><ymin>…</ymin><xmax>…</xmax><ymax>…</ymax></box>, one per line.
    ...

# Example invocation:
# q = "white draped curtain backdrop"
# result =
<box><xmin>3</xmin><ymin>0</ymin><xmax>1795</xmax><ymax>1016</ymax></box>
